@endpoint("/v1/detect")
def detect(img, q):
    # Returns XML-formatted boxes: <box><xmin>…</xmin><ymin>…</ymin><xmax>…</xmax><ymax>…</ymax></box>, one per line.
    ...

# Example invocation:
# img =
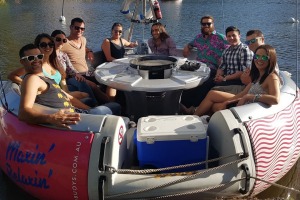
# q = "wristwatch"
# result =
<box><xmin>223</xmin><ymin>77</ymin><xmax>227</xmax><ymax>81</ymax></box>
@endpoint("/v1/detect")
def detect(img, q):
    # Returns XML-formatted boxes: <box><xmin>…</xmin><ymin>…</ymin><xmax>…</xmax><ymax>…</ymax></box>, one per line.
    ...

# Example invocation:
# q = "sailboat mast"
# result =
<box><xmin>62</xmin><ymin>0</ymin><xmax>65</xmax><ymax>16</ymax></box>
<box><xmin>59</xmin><ymin>0</ymin><xmax>66</xmax><ymax>22</ymax></box>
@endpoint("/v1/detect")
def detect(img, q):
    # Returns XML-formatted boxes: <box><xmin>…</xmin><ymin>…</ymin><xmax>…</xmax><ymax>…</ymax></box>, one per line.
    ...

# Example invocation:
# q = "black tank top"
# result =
<box><xmin>108</xmin><ymin>38</ymin><xmax>125</xmax><ymax>59</ymax></box>
<box><xmin>35</xmin><ymin>76</ymin><xmax>74</xmax><ymax>111</ymax></box>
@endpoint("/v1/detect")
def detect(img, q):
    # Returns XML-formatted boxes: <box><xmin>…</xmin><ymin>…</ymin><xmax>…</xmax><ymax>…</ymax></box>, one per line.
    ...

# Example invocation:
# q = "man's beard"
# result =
<box><xmin>201</xmin><ymin>27</ymin><xmax>214</xmax><ymax>35</ymax></box>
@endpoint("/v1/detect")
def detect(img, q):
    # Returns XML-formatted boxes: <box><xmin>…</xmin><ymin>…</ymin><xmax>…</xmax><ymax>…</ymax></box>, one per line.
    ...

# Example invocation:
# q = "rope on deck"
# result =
<box><xmin>105</xmin><ymin>153</ymin><xmax>248</xmax><ymax>199</ymax></box>
<box><xmin>105</xmin><ymin>151</ymin><xmax>300</xmax><ymax>199</ymax></box>
<box><xmin>108</xmin><ymin>153</ymin><xmax>244</xmax><ymax>174</ymax></box>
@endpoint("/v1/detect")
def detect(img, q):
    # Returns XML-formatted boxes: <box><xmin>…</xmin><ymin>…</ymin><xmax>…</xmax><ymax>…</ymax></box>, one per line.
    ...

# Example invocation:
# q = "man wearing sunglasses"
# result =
<box><xmin>62</xmin><ymin>17</ymin><xmax>94</xmax><ymax>75</ymax></box>
<box><xmin>18</xmin><ymin>44</ymin><xmax>80</xmax><ymax>129</ymax></box>
<box><xmin>183</xmin><ymin>15</ymin><xmax>228</xmax><ymax>73</ymax></box>
<box><xmin>181</xmin><ymin>15</ymin><xmax>229</xmax><ymax>108</ymax></box>
<box><xmin>240</xmin><ymin>30</ymin><xmax>265</xmax><ymax>85</ymax></box>
<box><xmin>18</xmin><ymin>44</ymin><xmax>121</xmax><ymax>129</ymax></box>
<box><xmin>241</xmin><ymin>29</ymin><xmax>279</xmax><ymax>85</ymax></box>
<box><xmin>61</xmin><ymin>18</ymin><xmax>111</xmax><ymax>104</ymax></box>
<box><xmin>245</xmin><ymin>30</ymin><xmax>265</xmax><ymax>52</ymax></box>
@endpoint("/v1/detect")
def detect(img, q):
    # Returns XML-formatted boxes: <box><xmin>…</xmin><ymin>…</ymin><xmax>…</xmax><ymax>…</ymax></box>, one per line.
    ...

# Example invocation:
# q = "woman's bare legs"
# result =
<box><xmin>212</xmin><ymin>102</ymin><xmax>227</xmax><ymax>113</ymax></box>
<box><xmin>194</xmin><ymin>90</ymin><xmax>234</xmax><ymax>116</ymax></box>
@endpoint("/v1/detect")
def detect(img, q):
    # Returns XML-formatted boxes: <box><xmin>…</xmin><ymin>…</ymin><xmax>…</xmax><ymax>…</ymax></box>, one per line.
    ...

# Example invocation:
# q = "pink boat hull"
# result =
<box><xmin>0</xmin><ymin>110</ymin><xmax>93</xmax><ymax>200</ymax></box>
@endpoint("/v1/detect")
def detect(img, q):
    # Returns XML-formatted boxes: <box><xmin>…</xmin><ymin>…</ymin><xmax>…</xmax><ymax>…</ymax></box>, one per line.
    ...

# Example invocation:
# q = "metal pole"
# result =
<box><xmin>222</xmin><ymin>0</ymin><xmax>225</xmax><ymax>32</ymax></box>
<box><xmin>142</xmin><ymin>0</ymin><xmax>146</xmax><ymax>16</ymax></box>
<box><xmin>142</xmin><ymin>0</ymin><xmax>146</xmax><ymax>40</ymax></box>
<box><xmin>62</xmin><ymin>0</ymin><xmax>65</xmax><ymax>16</ymax></box>
<box><xmin>128</xmin><ymin>0</ymin><xmax>141</xmax><ymax>42</ymax></box>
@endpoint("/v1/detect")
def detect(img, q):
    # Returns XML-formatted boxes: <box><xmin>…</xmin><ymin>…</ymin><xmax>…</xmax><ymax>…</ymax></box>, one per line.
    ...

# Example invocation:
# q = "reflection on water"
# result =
<box><xmin>0</xmin><ymin>0</ymin><xmax>300</xmax><ymax>199</ymax></box>
<box><xmin>257</xmin><ymin>160</ymin><xmax>300</xmax><ymax>199</ymax></box>
<box><xmin>0</xmin><ymin>170</ymin><xmax>38</xmax><ymax>200</ymax></box>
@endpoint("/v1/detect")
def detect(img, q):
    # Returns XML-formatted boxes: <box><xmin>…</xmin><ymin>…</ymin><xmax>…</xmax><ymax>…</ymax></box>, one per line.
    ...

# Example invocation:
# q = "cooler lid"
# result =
<box><xmin>137</xmin><ymin>115</ymin><xmax>207</xmax><ymax>142</ymax></box>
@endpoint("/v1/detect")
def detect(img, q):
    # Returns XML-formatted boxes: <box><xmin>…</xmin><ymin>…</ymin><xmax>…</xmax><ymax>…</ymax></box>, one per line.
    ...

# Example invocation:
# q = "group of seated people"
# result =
<box><xmin>180</xmin><ymin>16</ymin><xmax>280</xmax><ymax>116</ymax></box>
<box><xmin>10</xmin><ymin>16</ymin><xmax>281</xmax><ymax>129</ymax></box>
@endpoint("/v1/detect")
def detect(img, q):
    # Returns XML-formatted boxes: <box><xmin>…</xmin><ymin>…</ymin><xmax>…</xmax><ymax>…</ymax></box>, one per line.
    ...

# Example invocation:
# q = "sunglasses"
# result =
<box><xmin>21</xmin><ymin>54</ymin><xmax>44</xmax><ymax>62</ymax></box>
<box><xmin>39</xmin><ymin>42</ymin><xmax>55</xmax><ymax>49</ymax></box>
<box><xmin>245</xmin><ymin>37</ymin><xmax>260</xmax><ymax>45</ymax></box>
<box><xmin>114</xmin><ymin>30</ymin><xmax>122</xmax><ymax>34</ymax></box>
<box><xmin>55</xmin><ymin>37</ymin><xmax>67</xmax><ymax>43</ymax></box>
<box><xmin>74</xmin><ymin>26</ymin><xmax>85</xmax><ymax>31</ymax></box>
<box><xmin>201</xmin><ymin>22</ymin><xmax>212</xmax><ymax>27</ymax></box>
<box><xmin>254</xmin><ymin>54</ymin><xmax>269</xmax><ymax>61</ymax></box>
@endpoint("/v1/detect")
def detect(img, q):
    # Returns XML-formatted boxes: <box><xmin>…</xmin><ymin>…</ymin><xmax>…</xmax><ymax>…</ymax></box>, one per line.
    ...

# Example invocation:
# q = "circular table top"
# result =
<box><xmin>94</xmin><ymin>56</ymin><xmax>210</xmax><ymax>92</ymax></box>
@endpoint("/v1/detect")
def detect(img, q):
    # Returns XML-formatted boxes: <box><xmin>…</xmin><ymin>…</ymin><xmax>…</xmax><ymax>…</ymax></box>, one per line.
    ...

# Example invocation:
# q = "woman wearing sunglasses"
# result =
<box><xmin>182</xmin><ymin>44</ymin><xmax>281</xmax><ymax>116</ymax></box>
<box><xmin>8</xmin><ymin>34</ymin><xmax>63</xmax><ymax>85</ymax></box>
<box><xmin>148</xmin><ymin>22</ymin><xmax>177</xmax><ymax>56</ymax></box>
<box><xmin>100</xmin><ymin>22</ymin><xmax>138</xmax><ymax>102</ymax></box>
<box><xmin>101</xmin><ymin>22</ymin><xmax>138</xmax><ymax>62</ymax></box>
<box><xmin>8</xmin><ymin>33</ymin><xmax>90</xmax><ymax>101</ymax></box>
<box><xmin>51</xmin><ymin>30</ymin><xmax>98</xmax><ymax>106</ymax></box>
<box><xmin>34</xmin><ymin>33</ymin><xmax>67</xmax><ymax>87</ymax></box>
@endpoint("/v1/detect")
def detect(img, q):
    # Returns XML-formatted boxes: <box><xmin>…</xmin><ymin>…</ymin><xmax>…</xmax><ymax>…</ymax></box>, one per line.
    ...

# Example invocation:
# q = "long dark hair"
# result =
<box><xmin>250</xmin><ymin>44</ymin><xmax>278</xmax><ymax>84</ymax></box>
<box><xmin>151</xmin><ymin>22</ymin><xmax>170</xmax><ymax>41</ymax></box>
<box><xmin>34</xmin><ymin>33</ymin><xmax>66</xmax><ymax>79</ymax></box>
<box><xmin>51</xmin><ymin>30</ymin><xmax>66</xmax><ymax>37</ymax></box>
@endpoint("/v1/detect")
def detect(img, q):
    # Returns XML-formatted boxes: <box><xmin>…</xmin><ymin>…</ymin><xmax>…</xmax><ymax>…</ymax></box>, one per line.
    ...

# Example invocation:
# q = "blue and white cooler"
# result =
<box><xmin>136</xmin><ymin>115</ymin><xmax>208</xmax><ymax>172</ymax></box>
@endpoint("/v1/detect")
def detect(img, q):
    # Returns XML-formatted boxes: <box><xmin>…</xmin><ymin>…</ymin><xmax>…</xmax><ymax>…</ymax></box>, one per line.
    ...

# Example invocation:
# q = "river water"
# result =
<box><xmin>0</xmin><ymin>0</ymin><xmax>300</xmax><ymax>199</ymax></box>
